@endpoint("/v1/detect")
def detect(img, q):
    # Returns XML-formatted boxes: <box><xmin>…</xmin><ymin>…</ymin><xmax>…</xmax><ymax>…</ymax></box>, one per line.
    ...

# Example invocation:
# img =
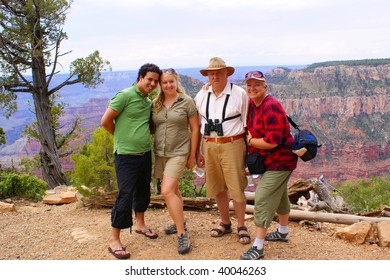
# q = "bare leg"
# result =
<box><xmin>134</xmin><ymin>211</ymin><xmax>157</xmax><ymax>237</ymax></box>
<box><xmin>233</xmin><ymin>200</ymin><xmax>247</xmax><ymax>228</ymax></box>
<box><xmin>233</xmin><ymin>200</ymin><xmax>250</xmax><ymax>243</ymax></box>
<box><xmin>255</xmin><ymin>226</ymin><xmax>268</xmax><ymax>240</ymax></box>
<box><xmin>161</xmin><ymin>176</ymin><xmax>186</xmax><ymax>235</ymax></box>
<box><xmin>109</xmin><ymin>228</ymin><xmax>129</xmax><ymax>256</ymax></box>
<box><xmin>278</xmin><ymin>214</ymin><xmax>289</xmax><ymax>227</ymax></box>
<box><xmin>210</xmin><ymin>190</ymin><xmax>231</xmax><ymax>236</ymax></box>
<box><xmin>253</xmin><ymin>214</ymin><xmax>290</xmax><ymax>242</ymax></box>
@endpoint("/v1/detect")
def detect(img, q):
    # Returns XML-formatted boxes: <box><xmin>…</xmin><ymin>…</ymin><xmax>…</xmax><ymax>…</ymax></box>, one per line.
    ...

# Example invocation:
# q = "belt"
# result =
<box><xmin>203</xmin><ymin>134</ymin><xmax>244</xmax><ymax>143</ymax></box>
<box><xmin>117</xmin><ymin>152</ymin><xmax>145</xmax><ymax>156</ymax></box>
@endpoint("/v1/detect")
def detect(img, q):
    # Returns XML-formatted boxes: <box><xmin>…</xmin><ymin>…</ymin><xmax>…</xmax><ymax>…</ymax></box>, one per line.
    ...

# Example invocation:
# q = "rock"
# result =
<box><xmin>364</xmin><ymin>223</ymin><xmax>378</xmax><ymax>244</ymax></box>
<box><xmin>0</xmin><ymin>201</ymin><xmax>15</xmax><ymax>212</ymax></box>
<box><xmin>42</xmin><ymin>187</ymin><xmax>77</xmax><ymax>205</ymax></box>
<box><xmin>335</xmin><ymin>221</ymin><xmax>372</xmax><ymax>244</ymax></box>
<box><xmin>336</xmin><ymin>221</ymin><xmax>390</xmax><ymax>247</ymax></box>
<box><xmin>377</xmin><ymin>221</ymin><xmax>390</xmax><ymax>247</ymax></box>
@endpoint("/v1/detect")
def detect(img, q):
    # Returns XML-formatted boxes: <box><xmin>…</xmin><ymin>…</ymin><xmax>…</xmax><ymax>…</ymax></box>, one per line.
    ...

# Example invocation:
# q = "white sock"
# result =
<box><xmin>253</xmin><ymin>238</ymin><xmax>264</xmax><ymax>249</ymax></box>
<box><xmin>278</xmin><ymin>225</ymin><xmax>288</xmax><ymax>234</ymax></box>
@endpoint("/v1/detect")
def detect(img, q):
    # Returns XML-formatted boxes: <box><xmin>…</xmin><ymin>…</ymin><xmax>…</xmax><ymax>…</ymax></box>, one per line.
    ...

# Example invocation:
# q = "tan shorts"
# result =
<box><xmin>202</xmin><ymin>137</ymin><xmax>247</xmax><ymax>202</ymax></box>
<box><xmin>153</xmin><ymin>155</ymin><xmax>188</xmax><ymax>179</ymax></box>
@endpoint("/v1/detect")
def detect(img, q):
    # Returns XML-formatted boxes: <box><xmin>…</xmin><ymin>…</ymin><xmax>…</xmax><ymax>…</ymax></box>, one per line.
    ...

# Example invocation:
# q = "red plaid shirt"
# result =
<box><xmin>247</xmin><ymin>95</ymin><xmax>298</xmax><ymax>171</ymax></box>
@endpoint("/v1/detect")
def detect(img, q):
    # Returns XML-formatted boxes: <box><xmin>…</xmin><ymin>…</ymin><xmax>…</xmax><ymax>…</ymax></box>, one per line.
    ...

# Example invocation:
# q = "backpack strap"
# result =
<box><xmin>287</xmin><ymin>115</ymin><xmax>300</xmax><ymax>131</ymax></box>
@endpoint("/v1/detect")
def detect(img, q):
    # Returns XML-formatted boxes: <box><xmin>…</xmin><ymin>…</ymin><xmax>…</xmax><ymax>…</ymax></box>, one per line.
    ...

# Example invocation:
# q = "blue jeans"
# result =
<box><xmin>111</xmin><ymin>151</ymin><xmax>152</xmax><ymax>229</ymax></box>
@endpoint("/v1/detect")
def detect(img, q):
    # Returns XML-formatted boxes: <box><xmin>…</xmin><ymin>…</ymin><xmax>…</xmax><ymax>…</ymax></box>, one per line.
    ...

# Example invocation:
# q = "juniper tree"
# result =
<box><xmin>0</xmin><ymin>0</ymin><xmax>110</xmax><ymax>187</ymax></box>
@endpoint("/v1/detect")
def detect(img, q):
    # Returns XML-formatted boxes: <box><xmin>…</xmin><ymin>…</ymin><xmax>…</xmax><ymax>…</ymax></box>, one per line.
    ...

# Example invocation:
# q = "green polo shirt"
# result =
<box><xmin>109</xmin><ymin>84</ymin><xmax>152</xmax><ymax>154</ymax></box>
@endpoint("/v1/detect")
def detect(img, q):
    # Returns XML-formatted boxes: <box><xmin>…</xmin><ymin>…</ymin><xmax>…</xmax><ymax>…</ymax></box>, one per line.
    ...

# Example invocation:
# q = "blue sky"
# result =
<box><xmin>60</xmin><ymin>0</ymin><xmax>390</xmax><ymax>72</ymax></box>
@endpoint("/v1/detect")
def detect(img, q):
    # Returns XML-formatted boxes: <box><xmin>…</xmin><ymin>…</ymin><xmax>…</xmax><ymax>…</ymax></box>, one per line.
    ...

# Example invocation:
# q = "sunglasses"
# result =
<box><xmin>162</xmin><ymin>68</ymin><xmax>177</xmax><ymax>74</ymax></box>
<box><xmin>244</xmin><ymin>71</ymin><xmax>266</xmax><ymax>80</ymax></box>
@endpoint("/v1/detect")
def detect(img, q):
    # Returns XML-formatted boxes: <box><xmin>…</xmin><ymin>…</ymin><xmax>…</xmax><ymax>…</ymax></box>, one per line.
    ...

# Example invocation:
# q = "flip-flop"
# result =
<box><xmin>108</xmin><ymin>247</ymin><xmax>130</xmax><ymax>259</ymax></box>
<box><xmin>135</xmin><ymin>229</ymin><xmax>158</xmax><ymax>239</ymax></box>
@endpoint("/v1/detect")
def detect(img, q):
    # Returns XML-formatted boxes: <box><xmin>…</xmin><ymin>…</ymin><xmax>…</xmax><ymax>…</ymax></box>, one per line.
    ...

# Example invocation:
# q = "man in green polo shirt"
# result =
<box><xmin>101</xmin><ymin>63</ymin><xmax>162</xmax><ymax>259</ymax></box>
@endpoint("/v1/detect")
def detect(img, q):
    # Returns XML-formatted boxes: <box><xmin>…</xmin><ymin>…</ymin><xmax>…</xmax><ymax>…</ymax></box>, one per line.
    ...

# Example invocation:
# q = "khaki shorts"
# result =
<box><xmin>202</xmin><ymin>138</ymin><xmax>247</xmax><ymax>202</ymax></box>
<box><xmin>254</xmin><ymin>171</ymin><xmax>292</xmax><ymax>228</ymax></box>
<box><xmin>153</xmin><ymin>155</ymin><xmax>188</xmax><ymax>179</ymax></box>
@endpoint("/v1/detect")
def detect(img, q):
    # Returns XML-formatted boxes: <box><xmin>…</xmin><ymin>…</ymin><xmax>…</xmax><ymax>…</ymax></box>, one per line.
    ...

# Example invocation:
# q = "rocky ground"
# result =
<box><xmin>0</xmin><ymin>199</ymin><xmax>389</xmax><ymax>261</ymax></box>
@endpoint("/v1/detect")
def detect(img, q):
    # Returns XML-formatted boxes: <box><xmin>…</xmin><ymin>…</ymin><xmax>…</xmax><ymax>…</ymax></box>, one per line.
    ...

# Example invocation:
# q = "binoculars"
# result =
<box><xmin>204</xmin><ymin>119</ymin><xmax>223</xmax><ymax>136</ymax></box>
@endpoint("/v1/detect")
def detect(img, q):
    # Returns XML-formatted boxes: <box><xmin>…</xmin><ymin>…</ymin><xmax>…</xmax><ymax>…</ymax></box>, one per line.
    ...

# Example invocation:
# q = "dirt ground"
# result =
<box><xmin>0</xmin><ymin>199</ymin><xmax>389</xmax><ymax>261</ymax></box>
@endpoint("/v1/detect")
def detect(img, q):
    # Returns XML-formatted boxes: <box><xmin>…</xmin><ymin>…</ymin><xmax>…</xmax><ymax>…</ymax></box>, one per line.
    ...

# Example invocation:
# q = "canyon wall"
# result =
<box><xmin>1</xmin><ymin>62</ymin><xmax>389</xmax><ymax>183</ymax></box>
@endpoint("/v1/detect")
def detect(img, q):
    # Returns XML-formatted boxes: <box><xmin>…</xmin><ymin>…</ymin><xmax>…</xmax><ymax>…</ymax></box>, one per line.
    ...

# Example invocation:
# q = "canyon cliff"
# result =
<box><xmin>265</xmin><ymin>62</ymin><xmax>389</xmax><ymax>182</ymax></box>
<box><xmin>1</xmin><ymin>60</ymin><xmax>389</xmax><ymax>184</ymax></box>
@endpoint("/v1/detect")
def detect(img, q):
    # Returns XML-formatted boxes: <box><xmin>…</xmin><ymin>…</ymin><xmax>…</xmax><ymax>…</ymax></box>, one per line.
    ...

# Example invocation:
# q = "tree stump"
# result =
<box><xmin>287</xmin><ymin>179</ymin><xmax>313</xmax><ymax>204</ymax></box>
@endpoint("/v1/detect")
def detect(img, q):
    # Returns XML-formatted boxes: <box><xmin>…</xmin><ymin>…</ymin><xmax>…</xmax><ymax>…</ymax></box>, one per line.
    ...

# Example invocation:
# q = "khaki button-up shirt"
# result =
<box><xmin>152</xmin><ymin>93</ymin><xmax>197</xmax><ymax>157</ymax></box>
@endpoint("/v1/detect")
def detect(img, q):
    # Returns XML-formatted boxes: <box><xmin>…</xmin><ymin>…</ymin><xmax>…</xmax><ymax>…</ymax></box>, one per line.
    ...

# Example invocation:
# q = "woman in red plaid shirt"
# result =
<box><xmin>240</xmin><ymin>71</ymin><xmax>298</xmax><ymax>260</ymax></box>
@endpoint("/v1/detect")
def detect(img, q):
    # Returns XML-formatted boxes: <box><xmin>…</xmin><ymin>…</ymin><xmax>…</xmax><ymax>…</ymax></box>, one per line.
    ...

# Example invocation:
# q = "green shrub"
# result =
<box><xmin>70</xmin><ymin>127</ymin><xmax>116</xmax><ymax>195</ymax></box>
<box><xmin>337</xmin><ymin>175</ymin><xmax>390</xmax><ymax>213</ymax></box>
<box><xmin>0</xmin><ymin>172</ymin><xmax>47</xmax><ymax>202</ymax></box>
<box><xmin>179</xmin><ymin>169</ymin><xmax>206</xmax><ymax>198</ymax></box>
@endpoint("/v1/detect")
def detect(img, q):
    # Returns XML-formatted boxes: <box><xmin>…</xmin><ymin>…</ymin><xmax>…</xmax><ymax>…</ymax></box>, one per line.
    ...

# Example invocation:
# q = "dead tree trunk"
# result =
<box><xmin>229</xmin><ymin>202</ymin><xmax>390</xmax><ymax>225</ymax></box>
<box><xmin>309</xmin><ymin>178</ymin><xmax>352</xmax><ymax>213</ymax></box>
<box><xmin>81</xmin><ymin>193</ymin><xmax>216</xmax><ymax>210</ymax></box>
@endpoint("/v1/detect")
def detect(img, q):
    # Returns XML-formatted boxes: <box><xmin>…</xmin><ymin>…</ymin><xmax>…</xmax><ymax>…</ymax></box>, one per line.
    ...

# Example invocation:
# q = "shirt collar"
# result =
<box><xmin>134</xmin><ymin>83</ymin><xmax>148</xmax><ymax>98</ymax></box>
<box><xmin>209</xmin><ymin>82</ymin><xmax>232</xmax><ymax>97</ymax></box>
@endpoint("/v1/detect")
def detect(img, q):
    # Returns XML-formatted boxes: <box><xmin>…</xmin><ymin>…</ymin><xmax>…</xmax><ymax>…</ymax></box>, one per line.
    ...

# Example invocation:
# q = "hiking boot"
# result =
<box><xmin>240</xmin><ymin>246</ymin><xmax>264</xmax><ymax>260</ymax></box>
<box><xmin>265</xmin><ymin>229</ymin><xmax>289</xmax><ymax>242</ymax></box>
<box><xmin>178</xmin><ymin>232</ymin><xmax>191</xmax><ymax>254</ymax></box>
<box><xmin>164</xmin><ymin>222</ymin><xmax>187</xmax><ymax>235</ymax></box>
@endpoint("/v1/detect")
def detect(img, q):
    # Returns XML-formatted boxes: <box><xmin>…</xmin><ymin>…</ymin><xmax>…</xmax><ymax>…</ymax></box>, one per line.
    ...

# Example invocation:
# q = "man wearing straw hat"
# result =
<box><xmin>194</xmin><ymin>57</ymin><xmax>251</xmax><ymax>245</ymax></box>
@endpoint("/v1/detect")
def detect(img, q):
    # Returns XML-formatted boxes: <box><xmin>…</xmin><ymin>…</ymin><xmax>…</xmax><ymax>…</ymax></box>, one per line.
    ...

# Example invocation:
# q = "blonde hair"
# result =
<box><xmin>153</xmin><ymin>68</ymin><xmax>186</xmax><ymax>113</ymax></box>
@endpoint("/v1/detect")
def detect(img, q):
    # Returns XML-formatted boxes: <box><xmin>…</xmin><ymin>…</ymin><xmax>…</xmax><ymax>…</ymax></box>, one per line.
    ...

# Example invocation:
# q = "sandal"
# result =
<box><xmin>135</xmin><ymin>228</ymin><xmax>158</xmax><ymax>239</ymax></box>
<box><xmin>237</xmin><ymin>226</ymin><xmax>251</xmax><ymax>244</ymax></box>
<box><xmin>108</xmin><ymin>247</ymin><xmax>130</xmax><ymax>259</ymax></box>
<box><xmin>210</xmin><ymin>222</ymin><xmax>232</xmax><ymax>237</ymax></box>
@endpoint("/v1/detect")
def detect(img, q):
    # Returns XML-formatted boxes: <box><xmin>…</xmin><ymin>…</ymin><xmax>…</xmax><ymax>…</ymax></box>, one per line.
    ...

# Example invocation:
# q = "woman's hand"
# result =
<box><xmin>202</xmin><ymin>82</ymin><xmax>211</xmax><ymax>91</ymax></box>
<box><xmin>186</xmin><ymin>155</ymin><xmax>196</xmax><ymax>170</ymax></box>
<box><xmin>246</xmin><ymin>132</ymin><xmax>253</xmax><ymax>146</ymax></box>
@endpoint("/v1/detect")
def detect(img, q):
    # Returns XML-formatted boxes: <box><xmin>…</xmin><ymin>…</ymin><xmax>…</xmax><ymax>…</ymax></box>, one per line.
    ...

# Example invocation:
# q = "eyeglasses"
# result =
<box><xmin>162</xmin><ymin>68</ymin><xmax>177</xmax><ymax>74</ymax></box>
<box><xmin>244</xmin><ymin>71</ymin><xmax>266</xmax><ymax>81</ymax></box>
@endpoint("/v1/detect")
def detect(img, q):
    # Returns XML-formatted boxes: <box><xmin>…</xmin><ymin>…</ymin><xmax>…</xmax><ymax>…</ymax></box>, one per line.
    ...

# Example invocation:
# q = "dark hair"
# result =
<box><xmin>137</xmin><ymin>63</ymin><xmax>162</xmax><ymax>81</ymax></box>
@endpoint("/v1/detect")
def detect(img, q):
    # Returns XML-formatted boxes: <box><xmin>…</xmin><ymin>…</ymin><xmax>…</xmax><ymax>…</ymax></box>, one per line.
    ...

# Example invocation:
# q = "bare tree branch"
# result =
<box><xmin>48</xmin><ymin>75</ymin><xmax>81</xmax><ymax>96</ymax></box>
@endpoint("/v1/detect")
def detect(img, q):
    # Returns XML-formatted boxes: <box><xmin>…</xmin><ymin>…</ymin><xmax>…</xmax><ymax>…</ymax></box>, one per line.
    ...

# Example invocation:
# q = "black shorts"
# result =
<box><xmin>111</xmin><ymin>151</ymin><xmax>152</xmax><ymax>229</ymax></box>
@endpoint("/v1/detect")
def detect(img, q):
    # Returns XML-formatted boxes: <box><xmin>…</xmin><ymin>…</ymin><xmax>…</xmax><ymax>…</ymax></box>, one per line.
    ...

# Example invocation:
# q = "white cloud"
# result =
<box><xmin>58</xmin><ymin>0</ymin><xmax>390</xmax><ymax>71</ymax></box>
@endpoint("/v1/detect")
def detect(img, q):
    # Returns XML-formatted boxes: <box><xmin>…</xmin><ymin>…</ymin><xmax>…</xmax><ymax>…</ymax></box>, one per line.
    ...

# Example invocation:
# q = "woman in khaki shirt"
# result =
<box><xmin>152</xmin><ymin>68</ymin><xmax>199</xmax><ymax>255</ymax></box>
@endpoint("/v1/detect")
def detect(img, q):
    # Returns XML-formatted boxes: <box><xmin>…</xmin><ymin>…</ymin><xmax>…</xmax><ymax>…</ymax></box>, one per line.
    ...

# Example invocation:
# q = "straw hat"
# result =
<box><xmin>200</xmin><ymin>57</ymin><xmax>235</xmax><ymax>76</ymax></box>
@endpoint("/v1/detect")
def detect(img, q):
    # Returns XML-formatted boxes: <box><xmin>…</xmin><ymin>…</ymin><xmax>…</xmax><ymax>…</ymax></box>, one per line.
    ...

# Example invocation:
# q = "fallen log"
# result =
<box><xmin>309</xmin><ymin>178</ymin><xmax>352</xmax><ymax>213</ymax></box>
<box><xmin>81</xmin><ymin>191</ymin><xmax>216</xmax><ymax>211</ymax></box>
<box><xmin>81</xmin><ymin>191</ymin><xmax>117</xmax><ymax>208</ymax></box>
<box><xmin>246</xmin><ymin>177</ymin><xmax>353</xmax><ymax>214</ymax></box>
<box><xmin>229</xmin><ymin>202</ymin><xmax>390</xmax><ymax>225</ymax></box>
<box><xmin>245</xmin><ymin>179</ymin><xmax>314</xmax><ymax>204</ymax></box>
<box><xmin>359</xmin><ymin>205</ymin><xmax>390</xmax><ymax>218</ymax></box>
<box><xmin>150</xmin><ymin>195</ymin><xmax>216</xmax><ymax>210</ymax></box>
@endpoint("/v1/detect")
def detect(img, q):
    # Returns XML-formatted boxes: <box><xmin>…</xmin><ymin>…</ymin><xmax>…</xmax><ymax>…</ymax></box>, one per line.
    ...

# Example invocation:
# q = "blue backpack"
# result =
<box><xmin>287</xmin><ymin>116</ymin><xmax>322</xmax><ymax>162</ymax></box>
